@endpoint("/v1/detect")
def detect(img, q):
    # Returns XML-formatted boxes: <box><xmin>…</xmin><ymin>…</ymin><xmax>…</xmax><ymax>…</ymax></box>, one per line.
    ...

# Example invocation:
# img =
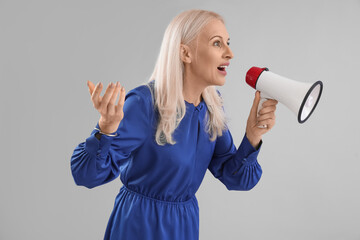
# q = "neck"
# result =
<box><xmin>182</xmin><ymin>69</ymin><xmax>206</xmax><ymax>107</ymax></box>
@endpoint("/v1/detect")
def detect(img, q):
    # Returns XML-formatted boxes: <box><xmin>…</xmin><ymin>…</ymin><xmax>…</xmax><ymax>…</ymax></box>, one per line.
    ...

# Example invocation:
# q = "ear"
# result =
<box><xmin>180</xmin><ymin>44</ymin><xmax>192</xmax><ymax>64</ymax></box>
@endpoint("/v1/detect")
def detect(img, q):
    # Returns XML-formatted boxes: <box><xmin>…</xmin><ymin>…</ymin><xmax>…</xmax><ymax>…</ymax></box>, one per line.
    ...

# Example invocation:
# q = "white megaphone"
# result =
<box><xmin>246</xmin><ymin>67</ymin><xmax>323</xmax><ymax>127</ymax></box>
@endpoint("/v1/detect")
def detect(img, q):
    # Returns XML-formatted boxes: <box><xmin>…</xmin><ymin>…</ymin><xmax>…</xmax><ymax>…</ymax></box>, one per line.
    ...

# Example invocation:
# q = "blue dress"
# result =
<box><xmin>70</xmin><ymin>80</ymin><xmax>263</xmax><ymax>240</ymax></box>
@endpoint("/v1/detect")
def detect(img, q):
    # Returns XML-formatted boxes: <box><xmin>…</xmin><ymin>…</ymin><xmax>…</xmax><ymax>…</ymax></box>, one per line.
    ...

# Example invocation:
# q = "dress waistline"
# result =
<box><xmin>121</xmin><ymin>185</ymin><xmax>197</xmax><ymax>206</ymax></box>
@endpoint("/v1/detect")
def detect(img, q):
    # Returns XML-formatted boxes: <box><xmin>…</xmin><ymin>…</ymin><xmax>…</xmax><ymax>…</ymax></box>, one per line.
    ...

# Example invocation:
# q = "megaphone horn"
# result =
<box><xmin>246</xmin><ymin>67</ymin><xmax>323</xmax><ymax>126</ymax></box>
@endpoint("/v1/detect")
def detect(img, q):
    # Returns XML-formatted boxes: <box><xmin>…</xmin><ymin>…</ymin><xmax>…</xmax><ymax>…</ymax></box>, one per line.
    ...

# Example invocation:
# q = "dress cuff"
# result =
<box><xmin>243</xmin><ymin>133</ymin><xmax>263</xmax><ymax>152</ymax></box>
<box><xmin>235</xmin><ymin>133</ymin><xmax>262</xmax><ymax>165</ymax></box>
<box><xmin>84</xmin><ymin>122</ymin><xmax>115</xmax><ymax>158</ymax></box>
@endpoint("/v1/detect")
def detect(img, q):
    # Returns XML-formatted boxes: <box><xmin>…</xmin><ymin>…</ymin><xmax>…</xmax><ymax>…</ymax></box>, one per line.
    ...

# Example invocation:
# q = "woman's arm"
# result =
<box><xmin>207</xmin><ymin>90</ymin><xmax>277</xmax><ymax>191</ymax></box>
<box><xmin>70</xmin><ymin>87</ymin><xmax>152</xmax><ymax>189</ymax></box>
<box><xmin>208</xmin><ymin>129</ymin><xmax>263</xmax><ymax>191</ymax></box>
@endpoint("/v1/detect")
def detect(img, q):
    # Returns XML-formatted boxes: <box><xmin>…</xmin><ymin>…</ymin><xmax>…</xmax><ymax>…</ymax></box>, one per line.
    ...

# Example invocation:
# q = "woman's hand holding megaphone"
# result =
<box><xmin>246</xmin><ymin>91</ymin><xmax>278</xmax><ymax>149</ymax></box>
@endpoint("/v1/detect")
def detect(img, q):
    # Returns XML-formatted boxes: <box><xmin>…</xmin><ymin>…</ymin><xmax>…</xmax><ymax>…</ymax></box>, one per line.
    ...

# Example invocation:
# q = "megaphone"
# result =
<box><xmin>246</xmin><ymin>67</ymin><xmax>323</xmax><ymax>126</ymax></box>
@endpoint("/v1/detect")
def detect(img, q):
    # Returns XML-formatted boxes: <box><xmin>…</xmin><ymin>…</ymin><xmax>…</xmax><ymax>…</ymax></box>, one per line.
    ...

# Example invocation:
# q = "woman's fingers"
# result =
<box><xmin>257</xmin><ymin>118</ymin><xmax>276</xmax><ymax>129</ymax></box>
<box><xmin>100</xmin><ymin>82</ymin><xmax>117</xmax><ymax>111</ymax></box>
<box><xmin>87</xmin><ymin>80</ymin><xmax>126</xmax><ymax>133</ymax></box>
<box><xmin>116</xmin><ymin>86</ymin><xmax>126</xmax><ymax>113</ymax></box>
<box><xmin>257</xmin><ymin>103</ymin><xmax>276</xmax><ymax>130</ymax></box>
<box><xmin>246</xmin><ymin>95</ymin><xmax>278</xmax><ymax>143</ymax></box>
<box><xmin>107</xmin><ymin>82</ymin><xmax>122</xmax><ymax>115</ymax></box>
<box><xmin>88</xmin><ymin>80</ymin><xmax>126</xmax><ymax>117</ymax></box>
<box><xmin>257</xmin><ymin>111</ymin><xmax>276</xmax><ymax>122</ymax></box>
<box><xmin>109</xmin><ymin>82</ymin><xmax>121</xmax><ymax>105</ymax></box>
<box><xmin>87</xmin><ymin>81</ymin><xmax>95</xmax><ymax>95</ymax></box>
<box><xmin>257</xmin><ymin>99</ymin><xmax>277</xmax><ymax>122</ymax></box>
<box><xmin>248</xmin><ymin>91</ymin><xmax>261</xmax><ymax>123</ymax></box>
<box><xmin>91</xmin><ymin>82</ymin><xmax>103</xmax><ymax>109</ymax></box>
<box><xmin>259</xmin><ymin>105</ymin><xmax>277</xmax><ymax>115</ymax></box>
<box><xmin>251</xmin><ymin>91</ymin><xmax>261</xmax><ymax>114</ymax></box>
<box><xmin>262</xmin><ymin>99</ymin><xmax>278</xmax><ymax>107</ymax></box>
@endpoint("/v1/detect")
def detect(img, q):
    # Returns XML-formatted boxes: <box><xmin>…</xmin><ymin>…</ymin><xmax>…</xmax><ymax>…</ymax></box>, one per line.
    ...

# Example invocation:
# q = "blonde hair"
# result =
<box><xmin>147</xmin><ymin>9</ymin><xmax>228</xmax><ymax>145</ymax></box>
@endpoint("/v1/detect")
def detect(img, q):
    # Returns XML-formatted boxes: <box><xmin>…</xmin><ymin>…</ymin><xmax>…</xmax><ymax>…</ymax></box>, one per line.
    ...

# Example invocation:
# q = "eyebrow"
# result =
<box><xmin>209</xmin><ymin>35</ymin><xmax>230</xmax><ymax>41</ymax></box>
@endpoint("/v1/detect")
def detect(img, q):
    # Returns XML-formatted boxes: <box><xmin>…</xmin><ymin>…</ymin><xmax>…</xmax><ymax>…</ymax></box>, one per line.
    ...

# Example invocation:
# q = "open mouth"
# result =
<box><xmin>217</xmin><ymin>66</ymin><xmax>226</xmax><ymax>71</ymax></box>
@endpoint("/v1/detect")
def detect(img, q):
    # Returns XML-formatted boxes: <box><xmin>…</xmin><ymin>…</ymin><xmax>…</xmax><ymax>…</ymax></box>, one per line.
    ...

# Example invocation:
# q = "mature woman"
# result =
<box><xmin>71</xmin><ymin>9</ymin><xmax>278</xmax><ymax>240</ymax></box>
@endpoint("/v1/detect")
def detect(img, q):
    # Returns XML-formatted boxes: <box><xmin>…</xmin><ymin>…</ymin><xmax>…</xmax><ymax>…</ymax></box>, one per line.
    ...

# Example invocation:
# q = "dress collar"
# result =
<box><xmin>185</xmin><ymin>99</ymin><xmax>205</xmax><ymax>112</ymax></box>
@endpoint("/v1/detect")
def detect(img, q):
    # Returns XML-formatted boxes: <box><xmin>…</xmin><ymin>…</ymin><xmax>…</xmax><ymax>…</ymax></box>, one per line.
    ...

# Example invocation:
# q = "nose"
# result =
<box><xmin>224</xmin><ymin>44</ymin><xmax>234</xmax><ymax>60</ymax></box>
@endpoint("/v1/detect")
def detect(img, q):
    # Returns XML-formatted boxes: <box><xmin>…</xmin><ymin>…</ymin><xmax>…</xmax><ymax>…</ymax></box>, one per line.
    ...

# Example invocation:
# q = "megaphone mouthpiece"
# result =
<box><xmin>246</xmin><ymin>67</ymin><xmax>269</xmax><ymax>89</ymax></box>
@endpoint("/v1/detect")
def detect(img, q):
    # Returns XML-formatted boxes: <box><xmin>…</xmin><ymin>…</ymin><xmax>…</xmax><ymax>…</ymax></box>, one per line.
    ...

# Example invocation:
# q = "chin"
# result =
<box><xmin>214</xmin><ymin>78</ymin><xmax>226</xmax><ymax>86</ymax></box>
<box><xmin>220</xmin><ymin>78</ymin><xmax>226</xmax><ymax>86</ymax></box>
<box><xmin>204</xmin><ymin>76</ymin><xmax>226</xmax><ymax>87</ymax></box>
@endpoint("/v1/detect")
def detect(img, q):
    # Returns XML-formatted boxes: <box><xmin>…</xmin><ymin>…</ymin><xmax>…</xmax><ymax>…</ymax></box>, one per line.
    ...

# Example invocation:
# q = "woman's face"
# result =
<box><xmin>183</xmin><ymin>19</ymin><xmax>234</xmax><ymax>86</ymax></box>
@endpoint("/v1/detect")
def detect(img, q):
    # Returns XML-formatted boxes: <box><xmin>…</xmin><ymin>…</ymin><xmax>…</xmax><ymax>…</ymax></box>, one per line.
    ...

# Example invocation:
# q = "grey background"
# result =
<box><xmin>1</xmin><ymin>0</ymin><xmax>359</xmax><ymax>239</ymax></box>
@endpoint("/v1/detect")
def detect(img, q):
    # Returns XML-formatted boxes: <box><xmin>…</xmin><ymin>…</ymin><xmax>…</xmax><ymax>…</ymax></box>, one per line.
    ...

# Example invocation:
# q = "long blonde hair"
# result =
<box><xmin>147</xmin><ymin>9</ymin><xmax>228</xmax><ymax>145</ymax></box>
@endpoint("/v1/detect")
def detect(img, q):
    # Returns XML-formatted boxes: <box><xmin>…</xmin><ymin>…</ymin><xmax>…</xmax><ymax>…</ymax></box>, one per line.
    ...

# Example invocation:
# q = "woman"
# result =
<box><xmin>71</xmin><ymin>9</ymin><xmax>278</xmax><ymax>240</ymax></box>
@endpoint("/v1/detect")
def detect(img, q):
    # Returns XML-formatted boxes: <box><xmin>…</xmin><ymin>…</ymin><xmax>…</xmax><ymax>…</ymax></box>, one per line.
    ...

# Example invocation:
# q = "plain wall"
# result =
<box><xmin>1</xmin><ymin>0</ymin><xmax>359</xmax><ymax>239</ymax></box>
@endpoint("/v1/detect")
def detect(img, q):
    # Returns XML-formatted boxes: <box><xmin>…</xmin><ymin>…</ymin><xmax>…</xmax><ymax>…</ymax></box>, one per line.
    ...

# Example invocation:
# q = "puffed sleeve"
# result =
<box><xmin>70</xmin><ymin>87</ymin><xmax>153</xmax><ymax>189</ymax></box>
<box><xmin>208</xmin><ymin>128</ymin><xmax>263</xmax><ymax>191</ymax></box>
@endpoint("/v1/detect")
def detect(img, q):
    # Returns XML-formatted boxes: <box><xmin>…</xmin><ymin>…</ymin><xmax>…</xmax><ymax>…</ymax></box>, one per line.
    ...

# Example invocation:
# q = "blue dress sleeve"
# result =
<box><xmin>70</xmin><ymin>87</ymin><xmax>152</xmax><ymax>189</ymax></box>
<box><xmin>208</xmin><ymin>128</ymin><xmax>263</xmax><ymax>191</ymax></box>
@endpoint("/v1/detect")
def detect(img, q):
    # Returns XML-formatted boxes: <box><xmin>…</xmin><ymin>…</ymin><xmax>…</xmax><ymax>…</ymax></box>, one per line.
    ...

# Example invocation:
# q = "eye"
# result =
<box><xmin>214</xmin><ymin>41</ymin><xmax>221</xmax><ymax>47</ymax></box>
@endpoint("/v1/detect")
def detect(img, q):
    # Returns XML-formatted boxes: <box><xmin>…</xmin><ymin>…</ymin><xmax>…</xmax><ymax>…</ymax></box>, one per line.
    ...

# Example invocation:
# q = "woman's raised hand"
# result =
<box><xmin>87</xmin><ymin>81</ymin><xmax>126</xmax><ymax>134</ymax></box>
